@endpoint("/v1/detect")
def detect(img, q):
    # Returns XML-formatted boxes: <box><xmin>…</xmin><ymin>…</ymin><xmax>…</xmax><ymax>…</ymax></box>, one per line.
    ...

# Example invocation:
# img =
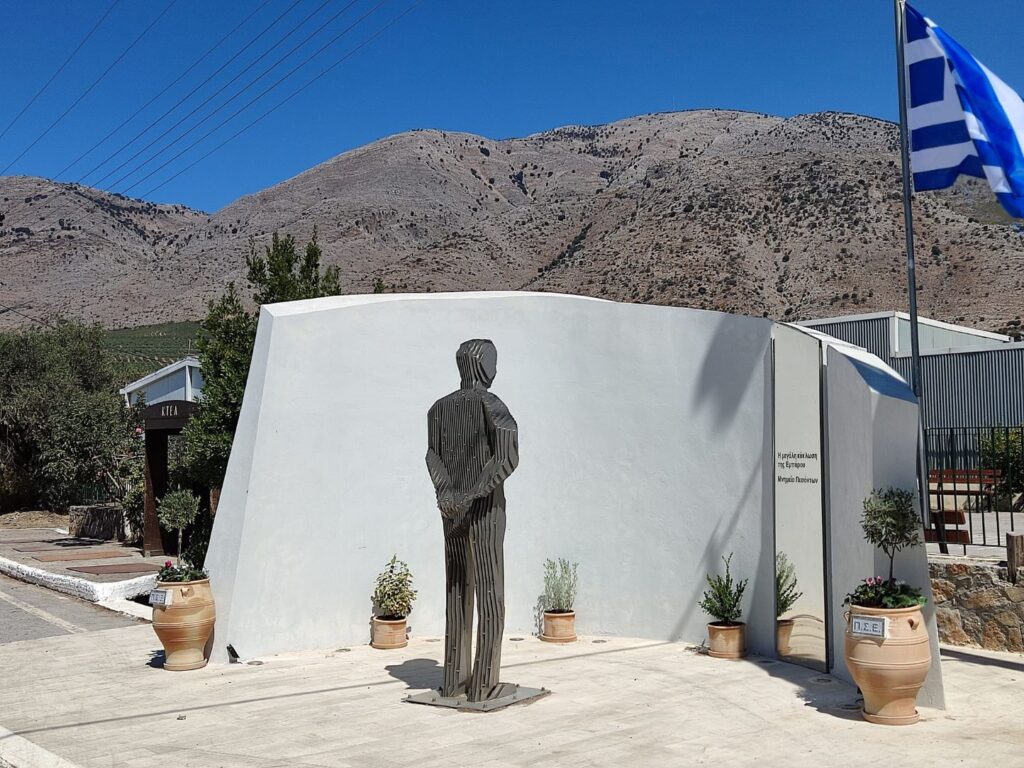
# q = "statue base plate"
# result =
<box><xmin>405</xmin><ymin>682</ymin><xmax>550</xmax><ymax>712</ymax></box>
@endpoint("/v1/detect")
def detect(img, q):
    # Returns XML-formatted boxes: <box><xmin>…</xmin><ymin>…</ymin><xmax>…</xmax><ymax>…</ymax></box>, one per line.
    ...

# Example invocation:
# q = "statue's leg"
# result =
<box><xmin>467</xmin><ymin>492</ymin><xmax>506</xmax><ymax>702</ymax></box>
<box><xmin>442</xmin><ymin>518</ymin><xmax>474</xmax><ymax>697</ymax></box>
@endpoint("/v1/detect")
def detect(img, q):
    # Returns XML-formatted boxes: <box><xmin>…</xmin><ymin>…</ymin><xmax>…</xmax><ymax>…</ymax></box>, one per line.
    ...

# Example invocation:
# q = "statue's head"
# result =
<box><xmin>456</xmin><ymin>339</ymin><xmax>497</xmax><ymax>389</ymax></box>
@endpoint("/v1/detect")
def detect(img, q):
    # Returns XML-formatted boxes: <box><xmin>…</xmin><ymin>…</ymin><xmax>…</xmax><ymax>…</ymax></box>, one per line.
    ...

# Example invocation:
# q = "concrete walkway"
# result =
<box><xmin>0</xmin><ymin>529</ymin><xmax>162</xmax><ymax>602</ymax></box>
<box><xmin>1</xmin><ymin>627</ymin><xmax>1022</xmax><ymax>768</ymax></box>
<box><xmin>0</xmin><ymin>573</ymin><xmax>139</xmax><ymax>644</ymax></box>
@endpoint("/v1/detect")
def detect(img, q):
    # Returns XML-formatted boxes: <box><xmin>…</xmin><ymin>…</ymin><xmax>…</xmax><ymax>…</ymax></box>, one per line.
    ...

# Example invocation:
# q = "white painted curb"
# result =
<box><xmin>0</xmin><ymin>556</ymin><xmax>155</xmax><ymax>603</ymax></box>
<box><xmin>0</xmin><ymin>725</ymin><xmax>82</xmax><ymax>768</ymax></box>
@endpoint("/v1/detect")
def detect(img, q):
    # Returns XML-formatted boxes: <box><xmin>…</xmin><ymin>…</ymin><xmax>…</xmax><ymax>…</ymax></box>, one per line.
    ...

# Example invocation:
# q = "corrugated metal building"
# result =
<box><xmin>797</xmin><ymin>312</ymin><xmax>1024</xmax><ymax>429</ymax></box>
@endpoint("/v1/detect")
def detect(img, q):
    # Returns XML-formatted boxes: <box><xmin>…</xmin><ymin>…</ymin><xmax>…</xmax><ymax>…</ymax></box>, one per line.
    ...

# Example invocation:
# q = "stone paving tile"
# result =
<box><xmin>0</xmin><ymin>627</ymin><xmax>1023</xmax><ymax>767</ymax></box>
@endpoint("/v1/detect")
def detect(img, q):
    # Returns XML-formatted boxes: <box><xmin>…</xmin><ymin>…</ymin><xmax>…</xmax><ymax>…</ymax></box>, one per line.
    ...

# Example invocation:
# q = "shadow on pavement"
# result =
<box><xmin>941</xmin><ymin>646</ymin><xmax>1024</xmax><ymax>672</ymax></box>
<box><xmin>745</xmin><ymin>656</ymin><xmax>864</xmax><ymax>721</ymax></box>
<box><xmin>384</xmin><ymin>658</ymin><xmax>442</xmax><ymax>690</ymax></box>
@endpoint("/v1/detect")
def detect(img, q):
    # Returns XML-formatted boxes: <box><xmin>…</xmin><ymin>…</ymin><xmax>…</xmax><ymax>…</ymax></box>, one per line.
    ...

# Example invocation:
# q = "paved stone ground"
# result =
<box><xmin>0</xmin><ymin>627</ymin><xmax>1022</xmax><ymax>768</ymax></box>
<box><xmin>0</xmin><ymin>573</ymin><xmax>140</xmax><ymax>644</ymax></box>
<box><xmin>0</xmin><ymin>529</ymin><xmax>167</xmax><ymax>585</ymax></box>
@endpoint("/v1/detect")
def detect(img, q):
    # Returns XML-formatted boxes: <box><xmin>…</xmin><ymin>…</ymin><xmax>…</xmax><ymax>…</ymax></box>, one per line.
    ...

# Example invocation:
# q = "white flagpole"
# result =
<box><xmin>893</xmin><ymin>0</ymin><xmax>942</xmax><ymax>551</ymax></box>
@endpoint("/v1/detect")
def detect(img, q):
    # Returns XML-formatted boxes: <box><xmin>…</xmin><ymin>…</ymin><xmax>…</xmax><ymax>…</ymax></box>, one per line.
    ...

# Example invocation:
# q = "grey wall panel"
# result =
<box><xmin>891</xmin><ymin>347</ymin><xmax>1024</xmax><ymax>428</ymax></box>
<box><xmin>895</xmin><ymin>317</ymin><xmax>1005</xmax><ymax>354</ymax></box>
<box><xmin>801</xmin><ymin>317</ymin><xmax>891</xmax><ymax>360</ymax></box>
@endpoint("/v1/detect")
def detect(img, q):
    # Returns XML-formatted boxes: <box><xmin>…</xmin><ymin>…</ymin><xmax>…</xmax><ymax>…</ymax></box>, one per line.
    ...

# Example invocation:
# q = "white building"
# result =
<box><xmin>119</xmin><ymin>356</ymin><xmax>203</xmax><ymax>407</ymax></box>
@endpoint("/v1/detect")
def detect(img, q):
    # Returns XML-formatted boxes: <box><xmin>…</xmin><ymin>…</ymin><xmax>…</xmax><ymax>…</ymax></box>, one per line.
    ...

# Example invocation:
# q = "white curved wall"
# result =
<box><xmin>205</xmin><ymin>292</ymin><xmax>776</xmax><ymax>661</ymax></box>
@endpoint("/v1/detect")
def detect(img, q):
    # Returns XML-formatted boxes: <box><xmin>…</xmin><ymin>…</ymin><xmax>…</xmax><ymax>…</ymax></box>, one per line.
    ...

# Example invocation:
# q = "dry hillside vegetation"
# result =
<box><xmin>1</xmin><ymin>110</ymin><xmax>1021</xmax><ymax>333</ymax></box>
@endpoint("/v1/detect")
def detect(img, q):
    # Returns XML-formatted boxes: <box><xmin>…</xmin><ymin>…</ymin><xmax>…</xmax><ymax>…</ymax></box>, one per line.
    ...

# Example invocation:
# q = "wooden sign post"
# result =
<box><xmin>1007</xmin><ymin>533</ymin><xmax>1024</xmax><ymax>585</ymax></box>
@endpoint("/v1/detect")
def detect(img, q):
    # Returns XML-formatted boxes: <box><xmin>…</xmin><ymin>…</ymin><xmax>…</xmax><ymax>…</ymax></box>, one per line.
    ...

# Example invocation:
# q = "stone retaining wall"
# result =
<box><xmin>930</xmin><ymin>557</ymin><xmax>1024</xmax><ymax>652</ymax></box>
<box><xmin>68</xmin><ymin>503</ymin><xmax>124</xmax><ymax>541</ymax></box>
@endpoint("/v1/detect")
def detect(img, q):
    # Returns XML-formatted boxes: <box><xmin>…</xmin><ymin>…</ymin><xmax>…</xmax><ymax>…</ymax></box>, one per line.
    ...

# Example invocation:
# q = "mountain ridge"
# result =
<box><xmin>1</xmin><ymin>109</ymin><xmax>1021</xmax><ymax>335</ymax></box>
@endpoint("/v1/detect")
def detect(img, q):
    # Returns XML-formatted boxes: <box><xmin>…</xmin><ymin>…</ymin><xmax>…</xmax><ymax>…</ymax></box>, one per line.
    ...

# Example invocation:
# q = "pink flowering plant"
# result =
<box><xmin>845</xmin><ymin>488</ymin><xmax>926</xmax><ymax>609</ymax></box>
<box><xmin>845</xmin><ymin>575</ymin><xmax>924</xmax><ymax>609</ymax></box>
<box><xmin>157</xmin><ymin>559</ymin><xmax>207</xmax><ymax>583</ymax></box>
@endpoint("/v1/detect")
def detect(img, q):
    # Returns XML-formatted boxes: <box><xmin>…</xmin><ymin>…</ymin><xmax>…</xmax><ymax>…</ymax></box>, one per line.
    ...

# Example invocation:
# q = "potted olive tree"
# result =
<box><xmin>775</xmin><ymin>552</ymin><xmax>803</xmax><ymax>655</ymax></box>
<box><xmin>151</xmin><ymin>489</ymin><xmax>215</xmax><ymax>671</ymax></box>
<box><xmin>700</xmin><ymin>553</ymin><xmax>748</xmax><ymax>659</ymax></box>
<box><xmin>843</xmin><ymin>487</ymin><xmax>930</xmax><ymax>726</ymax></box>
<box><xmin>370</xmin><ymin>555</ymin><xmax>417</xmax><ymax>649</ymax></box>
<box><xmin>540</xmin><ymin>558</ymin><xmax>578</xmax><ymax>643</ymax></box>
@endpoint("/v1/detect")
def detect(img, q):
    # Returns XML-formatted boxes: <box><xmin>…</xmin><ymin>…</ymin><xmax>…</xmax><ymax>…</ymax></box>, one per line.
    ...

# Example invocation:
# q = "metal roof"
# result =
<box><xmin>119</xmin><ymin>356</ymin><xmax>201</xmax><ymax>396</ymax></box>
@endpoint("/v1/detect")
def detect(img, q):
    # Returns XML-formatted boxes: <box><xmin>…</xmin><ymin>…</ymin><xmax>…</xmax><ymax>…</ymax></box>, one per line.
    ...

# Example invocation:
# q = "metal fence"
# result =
<box><xmin>925</xmin><ymin>426</ymin><xmax>1023</xmax><ymax>548</ymax></box>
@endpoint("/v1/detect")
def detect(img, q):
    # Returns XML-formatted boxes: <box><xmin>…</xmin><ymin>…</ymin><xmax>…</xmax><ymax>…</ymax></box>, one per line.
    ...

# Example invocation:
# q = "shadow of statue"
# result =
<box><xmin>384</xmin><ymin>658</ymin><xmax>442</xmax><ymax>690</ymax></box>
<box><xmin>147</xmin><ymin>649</ymin><xmax>165</xmax><ymax>669</ymax></box>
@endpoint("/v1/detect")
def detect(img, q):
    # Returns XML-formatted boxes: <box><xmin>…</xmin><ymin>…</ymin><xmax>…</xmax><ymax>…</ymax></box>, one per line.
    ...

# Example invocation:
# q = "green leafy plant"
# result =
<box><xmin>372</xmin><ymin>555</ymin><xmax>416</xmax><ymax>619</ymax></box>
<box><xmin>0</xmin><ymin>320</ymin><xmax>143</xmax><ymax>513</ymax></box>
<box><xmin>861</xmin><ymin>487</ymin><xmax>921</xmax><ymax>585</ymax></box>
<box><xmin>845</xmin><ymin>487</ymin><xmax>926</xmax><ymax>609</ymax></box>
<box><xmin>183</xmin><ymin>231</ymin><xmax>342</xmax><ymax>491</ymax></box>
<box><xmin>157</xmin><ymin>489</ymin><xmax>200</xmax><ymax>568</ymax></box>
<box><xmin>978</xmin><ymin>426</ymin><xmax>1023</xmax><ymax>504</ymax></box>
<box><xmin>700</xmin><ymin>553</ymin><xmax>748</xmax><ymax>625</ymax></box>
<box><xmin>543</xmin><ymin>558</ymin><xmax>578</xmax><ymax>613</ymax></box>
<box><xmin>775</xmin><ymin>552</ymin><xmax>803</xmax><ymax>618</ymax></box>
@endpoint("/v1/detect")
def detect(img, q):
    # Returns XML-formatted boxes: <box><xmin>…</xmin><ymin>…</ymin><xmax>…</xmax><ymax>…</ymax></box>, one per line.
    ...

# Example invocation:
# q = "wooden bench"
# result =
<box><xmin>925</xmin><ymin>469</ymin><xmax>1003</xmax><ymax>545</ymax></box>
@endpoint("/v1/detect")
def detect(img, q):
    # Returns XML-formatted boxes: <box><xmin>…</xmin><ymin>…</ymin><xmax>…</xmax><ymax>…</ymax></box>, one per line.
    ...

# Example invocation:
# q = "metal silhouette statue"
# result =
<box><xmin>411</xmin><ymin>339</ymin><xmax>546</xmax><ymax>711</ymax></box>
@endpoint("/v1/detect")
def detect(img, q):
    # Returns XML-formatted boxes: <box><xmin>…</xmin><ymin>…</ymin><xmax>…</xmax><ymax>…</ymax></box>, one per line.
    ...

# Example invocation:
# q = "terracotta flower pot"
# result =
<box><xmin>371</xmin><ymin>616</ymin><xmax>408</xmax><ymax>649</ymax></box>
<box><xmin>541</xmin><ymin>611</ymin><xmax>576</xmax><ymax>643</ymax></box>
<box><xmin>776</xmin><ymin>618</ymin><xmax>795</xmax><ymax>655</ymax></box>
<box><xmin>707</xmin><ymin>621</ymin><xmax>746</xmax><ymax>659</ymax></box>
<box><xmin>844</xmin><ymin>604</ymin><xmax>931</xmax><ymax>725</ymax></box>
<box><xmin>151</xmin><ymin>579</ymin><xmax>215</xmax><ymax>671</ymax></box>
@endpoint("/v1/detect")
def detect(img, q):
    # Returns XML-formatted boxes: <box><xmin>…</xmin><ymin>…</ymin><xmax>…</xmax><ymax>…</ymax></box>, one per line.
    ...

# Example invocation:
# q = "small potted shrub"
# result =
<box><xmin>540</xmin><ymin>558</ymin><xmax>578</xmax><ymax>643</ymax></box>
<box><xmin>151</xmin><ymin>489</ymin><xmax>215</xmax><ymax>671</ymax></box>
<box><xmin>775</xmin><ymin>552</ymin><xmax>803</xmax><ymax>655</ymax></box>
<box><xmin>700</xmin><ymin>553</ymin><xmax>748</xmax><ymax>658</ymax></box>
<box><xmin>844</xmin><ymin>487</ymin><xmax>930</xmax><ymax>726</ymax></box>
<box><xmin>371</xmin><ymin>555</ymin><xmax>416</xmax><ymax>649</ymax></box>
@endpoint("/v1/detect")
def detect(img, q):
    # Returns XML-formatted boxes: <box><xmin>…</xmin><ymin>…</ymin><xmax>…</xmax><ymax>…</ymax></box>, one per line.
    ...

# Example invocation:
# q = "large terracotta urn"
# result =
<box><xmin>541</xmin><ymin>611</ymin><xmax>577</xmax><ymax>643</ymax></box>
<box><xmin>707</xmin><ymin>621</ymin><xmax>746</xmax><ymax>659</ymax></box>
<box><xmin>151</xmin><ymin>579</ymin><xmax>215</xmax><ymax>671</ymax></box>
<box><xmin>844</xmin><ymin>604</ymin><xmax>931</xmax><ymax>725</ymax></box>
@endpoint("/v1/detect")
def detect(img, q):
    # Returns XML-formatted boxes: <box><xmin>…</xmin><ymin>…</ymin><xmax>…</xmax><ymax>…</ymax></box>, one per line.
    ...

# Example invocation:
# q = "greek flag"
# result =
<box><xmin>904</xmin><ymin>3</ymin><xmax>1024</xmax><ymax>218</ymax></box>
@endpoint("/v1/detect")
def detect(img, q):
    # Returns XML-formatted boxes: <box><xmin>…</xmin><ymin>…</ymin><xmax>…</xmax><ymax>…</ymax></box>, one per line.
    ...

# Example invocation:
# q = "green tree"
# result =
<box><xmin>245</xmin><ymin>229</ymin><xmax>341</xmax><ymax>306</ymax></box>
<box><xmin>978</xmin><ymin>426</ymin><xmax>1023</xmax><ymax>503</ymax></box>
<box><xmin>158</xmin><ymin>489</ymin><xmax>201</xmax><ymax>567</ymax></box>
<box><xmin>861</xmin><ymin>487</ymin><xmax>921</xmax><ymax>586</ymax></box>
<box><xmin>183</xmin><ymin>231</ymin><xmax>342</xmax><ymax>490</ymax></box>
<box><xmin>181</xmin><ymin>284</ymin><xmax>256</xmax><ymax>488</ymax></box>
<box><xmin>0</xmin><ymin>320</ymin><xmax>141</xmax><ymax>513</ymax></box>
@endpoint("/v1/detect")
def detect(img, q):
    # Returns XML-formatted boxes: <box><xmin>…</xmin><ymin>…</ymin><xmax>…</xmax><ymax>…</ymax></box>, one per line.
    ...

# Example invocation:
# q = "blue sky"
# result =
<box><xmin>0</xmin><ymin>0</ymin><xmax>1021</xmax><ymax>212</ymax></box>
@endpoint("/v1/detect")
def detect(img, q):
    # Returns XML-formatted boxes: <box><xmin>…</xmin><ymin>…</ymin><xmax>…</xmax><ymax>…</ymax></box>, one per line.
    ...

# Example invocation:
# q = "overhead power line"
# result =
<box><xmin>95</xmin><ymin>0</ymin><xmax>342</xmax><ymax>190</ymax></box>
<box><xmin>76</xmin><ymin>0</ymin><xmax>305</xmax><ymax>187</ymax></box>
<box><xmin>123</xmin><ymin>0</ymin><xmax>393</xmax><ymax>196</ymax></box>
<box><xmin>0</xmin><ymin>0</ymin><xmax>180</xmax><ymax>176</ymax></box>
<box><xmin>0</xmin><ymin>0</ymin><xmax>120</xmax><ymax>145</ymax></box>
<box><xmin>53</xmin><ymin>0</ymin><xmax>274</xmax><ymax>180</ymax></box>
<box><xmin>109</xmin><ymin>0</ymin><xmax>373</xmax><ymax>193</ymax></box>
<box><xmin>143</xmin><ymin>2</ymin><xmax>421</xmax><ymax>199</ymax></box>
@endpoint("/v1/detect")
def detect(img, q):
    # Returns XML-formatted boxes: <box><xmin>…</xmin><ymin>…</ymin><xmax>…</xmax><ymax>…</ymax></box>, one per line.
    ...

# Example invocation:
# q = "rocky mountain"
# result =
<box><xmin>1</xmin><ymin>110</ymin><xmax>1022</xmax><ymax>334</ymax></box>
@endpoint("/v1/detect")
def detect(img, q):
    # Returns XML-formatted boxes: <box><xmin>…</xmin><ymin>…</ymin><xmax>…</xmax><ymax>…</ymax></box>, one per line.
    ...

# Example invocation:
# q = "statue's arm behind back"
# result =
<box><xmin>425</xmin><ymin>405</ymin><xmax>454</xmax><ymax>504</ymax></box>
<box><xmin>465</xmin><ymin>393</ymin><xmax>519</xmax><ymax>502</ymax></box>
